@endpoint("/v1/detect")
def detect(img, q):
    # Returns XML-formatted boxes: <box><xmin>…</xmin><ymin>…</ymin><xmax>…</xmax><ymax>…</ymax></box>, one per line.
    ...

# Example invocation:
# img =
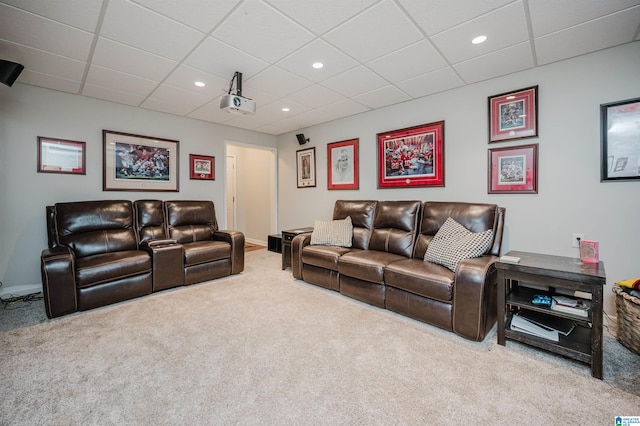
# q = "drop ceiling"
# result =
<box><xmin>1</xmin><ymin>0</ymin><xmax>639</xmax><ymax>135</ymax></box>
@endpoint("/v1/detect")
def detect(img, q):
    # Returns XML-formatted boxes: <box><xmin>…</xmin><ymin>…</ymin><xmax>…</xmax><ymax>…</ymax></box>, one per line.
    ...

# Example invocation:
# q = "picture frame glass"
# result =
<box><xmin>103</xmin><ymin>130</ymin><xmax>179</xmax><ymax>192</ymax></box>
<box><xmin>296</xmin><ymin>147</ymin><xmax>316</xmax><ymax>188</ymax></box>
<box><xmin>377</xmin><ymin>121</ymin><xmax>444</xmax><ymax>188</ymax></box>
<box><xmin>328</xmin><ymin>138</ymin><xmax>359</xmax><ymax>190</ymax></box>
<box><xmin>489</xmin><ymin>86</ymin><xmax>538</xmax><ymax>143</ymax></box>
<box><xmin>488</xmin><ymin>143</ymin><xmax>538</xmax><ymax>194</ymax></box>
<box><xmin>601</xmin><ymin>97</ymin><xmax>640</xmax><ymax>181</ymax></box>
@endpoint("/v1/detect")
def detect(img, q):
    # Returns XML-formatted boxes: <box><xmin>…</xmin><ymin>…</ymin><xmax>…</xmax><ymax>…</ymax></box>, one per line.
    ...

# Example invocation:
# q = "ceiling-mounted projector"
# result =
<box><xmin>220</xmin><ymin>71</ymin><xmax>255</xmax><ymax>115</ymax></box>
<box><xmin>220</xmin><ymin>94</ymin><xmax>256</xmax><ymax>115</ymax></box>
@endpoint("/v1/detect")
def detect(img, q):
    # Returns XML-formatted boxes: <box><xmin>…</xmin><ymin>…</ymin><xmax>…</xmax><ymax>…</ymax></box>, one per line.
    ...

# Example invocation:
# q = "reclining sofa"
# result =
<box><xmin>292</xmin><ymin>200</ymin><xmax>505</xmax><ymax>341</ymax></box>
<box><xmin>41</xmin><ymin>199</ymin><xmax>244</xmax><ymax>318</ymax></box>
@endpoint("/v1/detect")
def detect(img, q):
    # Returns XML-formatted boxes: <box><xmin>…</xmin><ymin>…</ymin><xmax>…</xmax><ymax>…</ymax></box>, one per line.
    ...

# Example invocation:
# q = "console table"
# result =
<box><xmin>281</xmin><ymin>227</ymin><xmax>313</xmax><ymax>270</ymax></box>
<box><xmin>496</xmin><ymin>251</ymin><xmax>606</xmax><ymax>379</ymax></box>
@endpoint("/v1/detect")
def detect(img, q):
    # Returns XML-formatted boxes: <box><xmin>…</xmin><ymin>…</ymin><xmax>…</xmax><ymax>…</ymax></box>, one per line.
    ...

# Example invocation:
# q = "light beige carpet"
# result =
<box><xmin>1</xmin><ymin>249</ymin><xmax>639</xmax><ymax>425</ymax></box>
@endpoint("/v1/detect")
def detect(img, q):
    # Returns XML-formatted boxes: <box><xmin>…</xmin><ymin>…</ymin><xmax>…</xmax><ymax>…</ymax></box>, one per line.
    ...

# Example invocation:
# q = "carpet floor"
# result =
<box><xmin>1</xmin><ymin>249</ymin><xmax>639</xmax><ymax>425</ymax></box>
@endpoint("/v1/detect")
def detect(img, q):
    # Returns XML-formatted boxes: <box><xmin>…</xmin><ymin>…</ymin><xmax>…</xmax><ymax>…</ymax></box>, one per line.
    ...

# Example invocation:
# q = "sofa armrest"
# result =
<box><xmin>40</xmin><ymin>246</ymin><xmax>77</xmax><ymax>318</ymax></box>
<box><xmin>291</xmin><ymin>233</ymin><xmax>312</xmax><ymax>279</ymax></box>
<box><xmin>214</xmin><ymin>230</ymin><xmax>245</xmax><ymax>274</ymax></box>
<box><xmin>452</xmin><ymin>255</ymin><xmax>499</xmax><ymax>341</ymax></box>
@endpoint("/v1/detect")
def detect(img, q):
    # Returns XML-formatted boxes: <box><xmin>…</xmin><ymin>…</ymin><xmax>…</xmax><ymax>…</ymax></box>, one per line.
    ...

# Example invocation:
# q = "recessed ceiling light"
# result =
<box><xmin>471</xmin><ymin>35</ymin><xmax>487</xmax><ymax>44</ymax></box>
<box><xmin>282</xmin><ymin>107</ymin><xmax>290</xmax><ymax>112</ymax></box>
<box><xmin>194</xmin><ymin>81</ymin><xmax>205</xmax><ymax>87</ymax></box>
<box><xmin>312</xmin><ymin>62</ymin><xmax>324</xmax><ymax>69</ymax></box>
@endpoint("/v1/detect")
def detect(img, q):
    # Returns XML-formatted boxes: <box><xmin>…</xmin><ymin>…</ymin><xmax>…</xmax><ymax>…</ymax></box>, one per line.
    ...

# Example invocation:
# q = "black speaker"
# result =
<box><xmin>296</xmin><ymin>133</ymin><xmax>308</xmax><ymax>145</ymax></box>
<box><xmin>0</xmin><ymin>60</ymin><xmax>24</xmax><ymax>87</ymax></box>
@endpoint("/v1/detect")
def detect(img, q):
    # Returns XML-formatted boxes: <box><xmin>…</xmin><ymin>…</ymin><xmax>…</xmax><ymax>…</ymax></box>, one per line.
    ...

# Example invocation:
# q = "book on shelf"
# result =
<box><xmin>551</xmin><ymin>296</ymin><xmax>589</xmax><ymax>318</ymax></box>
<box><xmin>516</xmin><ymin>310</ymin><xmax>576</xmax><ymax>336</ymax></box>
<box><xmin>510</xmin><ymin>313</ymin><xmax>559</xmax><ymax>342</ymax></box>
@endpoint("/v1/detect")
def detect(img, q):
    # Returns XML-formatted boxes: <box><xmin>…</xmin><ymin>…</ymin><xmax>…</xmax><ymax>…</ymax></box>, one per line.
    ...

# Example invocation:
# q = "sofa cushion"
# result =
<box><xmin>384</xmin><ymin>258</ymin><xmax>454</xmax><ymax>302</ymax></box>
<box><xmin>310</xmin><ymin>216</ymin><xmax>353</xmax><ymax>247</ymax></box>
<box><xmin>338</xmin><ymin>250</ymin><xmax>407</xmax><ymax>284</ymax></box>
<box><xmin>425</xmin><ymin>217</ymin><xmax>493</xmax><ymax>271</ymax></box>
<box><xmin>75</xmin><ymin>250</ymin><xmax>152</xmax><ymax>288</ymax></box>
<box><xmin>302</xmin><ymin>245</ymin><xmax>354</xmax><ymax>271</ymax></box>
<box><xmin>182</xmin><ymin>241</ymin><xmax>230</xmax><ymax>266</ymax></box>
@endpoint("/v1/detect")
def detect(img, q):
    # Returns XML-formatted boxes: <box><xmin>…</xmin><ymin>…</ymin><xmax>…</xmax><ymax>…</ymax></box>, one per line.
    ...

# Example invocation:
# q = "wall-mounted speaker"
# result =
<box><xmin>296</xmin><ymin>133</ymin><xmax>309</xmax><ymax>145</ymax></box>
<box><xmin>0</xmin><ymin>60</ymin><xmax>24</xmax><ymax>87</ymax></box>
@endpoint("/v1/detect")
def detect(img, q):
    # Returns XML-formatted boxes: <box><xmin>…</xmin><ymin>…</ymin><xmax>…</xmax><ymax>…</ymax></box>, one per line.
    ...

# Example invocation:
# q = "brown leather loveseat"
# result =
<box><xmin>292</xmin><ymin>200</ymin><xmax>505</xmax><ymax>341</ymax></box>
<box><xmin>41</xmin><ymin>199</ymin><xmax>244</xmax><ymax>318</ymax></box>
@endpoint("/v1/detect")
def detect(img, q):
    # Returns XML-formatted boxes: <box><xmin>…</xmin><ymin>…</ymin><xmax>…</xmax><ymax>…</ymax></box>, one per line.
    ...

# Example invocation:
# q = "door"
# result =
<box><xmin>226</xmin><ymin>155</ymin><xmax>237</xmax><ymax>230</ymax></box>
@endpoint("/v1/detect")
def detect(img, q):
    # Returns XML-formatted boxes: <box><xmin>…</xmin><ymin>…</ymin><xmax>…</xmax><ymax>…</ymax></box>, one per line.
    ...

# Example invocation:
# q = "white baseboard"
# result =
<box><xmin>246</xmin><ymin>238</ymin><xmax>266</xmax><ymax>246</ymax></box>
<box><xmin>0</xmin><ymin>284</ymin><xmax>42</xmax><ymax>299</ymax></box>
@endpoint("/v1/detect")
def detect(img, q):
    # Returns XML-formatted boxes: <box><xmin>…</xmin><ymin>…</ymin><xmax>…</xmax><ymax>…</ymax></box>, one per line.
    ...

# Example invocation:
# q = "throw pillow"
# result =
<box><xmin>425</xmin><ymin>217</ymin><xmax>493</xmax><ymax>271</ymax></box>
<box><xmin>310</xmin><ymin>216</ymin><xmax>353</xmax><ymax>247</ymax></box>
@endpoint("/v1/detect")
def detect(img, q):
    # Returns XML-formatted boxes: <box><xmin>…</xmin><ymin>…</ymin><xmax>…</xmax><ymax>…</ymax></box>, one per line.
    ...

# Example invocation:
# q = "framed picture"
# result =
<box><xmin>189</xmin><ymin>154</ymin><xmax>215</xmax><ymax>180</ymax></box>
<box><xmin>600</xmin><ymin>97</ymin><xmax>640</xmax><ymax>181</ymax></box>
<box><xmin>296</xmin><ymin>147</ymin><xmax>316</xmax><ymax>188</ymax></box>
<box><xmin>377</xmin><ymin>121</ymin><xmax>444</xmax><ymax>188</ymax></box>
<box><xmin>488</xmin><ymin>143</ymin><xmax>538</xmax><ymax>194</ymax></box>
<box><xmin>327</xmin><ymin>138</ymin><xmax>359</xmax><ymax>190</ymax></box>
<box><xmin>488</xmin><ymin>85</ymin><xmax>538</xmax><ymax>143</ymax></box>
<box><xmin>103</xmin><ymin>130</ymin><xmax>179</xmax><ymax>192</ymax></box>
<box><xmin>37</xmin><ymin>136</ymin><xmax>86</xmax><ymax>175</ymax></box>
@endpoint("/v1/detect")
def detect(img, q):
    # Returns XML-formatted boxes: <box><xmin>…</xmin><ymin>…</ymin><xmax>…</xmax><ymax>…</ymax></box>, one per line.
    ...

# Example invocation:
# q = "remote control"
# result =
<box><xmin>500</xmin><ymin>255</ymin><xmax>521</xmax><ymax>263</ymax></box>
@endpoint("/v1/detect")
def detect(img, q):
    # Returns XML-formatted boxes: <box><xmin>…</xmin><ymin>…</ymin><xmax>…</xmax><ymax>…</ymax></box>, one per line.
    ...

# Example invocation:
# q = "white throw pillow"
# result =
<box><xmin>310</xmin><ymin>216</ymin><xmax>353</xmax><ymax>247</ymax></box>
<box><xmin>424</xmin><ymin>217</ymin><xmax>493</xmax><ymax>271</ymax></box>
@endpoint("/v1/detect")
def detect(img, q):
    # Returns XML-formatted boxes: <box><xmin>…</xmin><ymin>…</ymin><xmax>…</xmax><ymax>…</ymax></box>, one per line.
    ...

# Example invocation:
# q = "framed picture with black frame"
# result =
<box><xmin>296</xmin><ymin>147</ymin><xmax>316</xmax><ymax>188</ymax></box>
<box><xmin>600</xmin><ymin>96</ymin><xmax>640</xmax><ymax>182</ymax></box>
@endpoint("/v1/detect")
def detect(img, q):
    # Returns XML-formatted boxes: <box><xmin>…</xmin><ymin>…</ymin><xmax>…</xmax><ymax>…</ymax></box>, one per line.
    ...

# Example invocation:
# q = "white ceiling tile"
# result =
<box><xmin>367</xmin><ymin>40</ymin><xmax>448</xmax><ymax>83</ymax></box>
<box><xmin>454</xmin><ymin>42</ymin><xmax>534</xmax><ymax>84</ymax></box>
<box><xmin>84</xmin><ymin>65</ymin><xmax>158</xmax><ymax>96</ymax></box>
<box><xmin>276</xmin><ymin>39</ymin><xmax>358</xmax><ymax>82</ymax></box>
<box><xmin>131</xmin><ymin>0</ymin><xmax>242</xmax><ymax>33</ymax></box>
<box><xmin>0</xmin><ymin>3</ymin><xmax>93</xmax><ymax>61</ymax></box>
<box><xmin>286</xmin><ymin>84</ymin><xmax>346</xmax><ymax>109</ymax></box>
<box><xmin>431</xmin><ymin>2</ymin><xmax>529</xmax><ymax>64</ymax></box>
<box><xmin>16</xmin><ymin>69</ymin><xmax>81</xmax><ymax>94</ymax></box>
<box><xmin>353</xmin><ymin>85</ymin><xmax>411</xmax><ymax>109</ymax></box>
<box><xmin>397</xmin><ymin>0</ymin><xmax>514</xmax><ymax>36</ymax></box>
<box><xmin>264</xmin><ymin>0</ymin><xmax>378</xmax><ymax>35</ymax></box>
<box><xmin>321</xmin><ymin>66</ymin><xmax>388</xmax><ymax>98</ymax></box>
<box><xmin>0</xmin><ymin>40</ymin><xmax>86</xmax><ymax>81</ymax></box>
<box><xmin>0</xmin><ymin>0</ymin><xmax>103</xmax><ymax>32</ymax></box>
<box><xmin>245</xmin><ymin>67</ymin><xmax>313</xmax><ymax>97</ymax></box>
<box><xmin>184</xmin><ymin>37</ymin><xmax>268</xmax><ymax>80</ymax></box>
<box><xmin>142</xmin><ymin>84</ymin><xmax>212</xmax><ymax>115</ymax></box>
<box><xmin>163</xmin><ymin>65</ymin><xmax>230</xmax><ymax>98</ymax></box>
<box><xmin>101</xmin><ymin>0</ymin><xmax>205</xmax><ymax>61</ymax></box>
<box><xmin>92</xmin><ymin>38</ymin><xmax>177</xmax><ymax>82</ymax></box>
<box><xmin>317</xmin><ymin>99</ymin><xmax>370</xmax><ymax>121</ymax></box>
<box><xmin>187</xmin><ymin>99</ymin><xmax>237</xmax><ymax>123</ymax></box>
<box><xmin>212</xmin><ymin>1</ymin><xmax>315</xmax><ymax>63</ymax></box>
<box><xmin>324</xmin><ymin>0</ymin><xmax>423</xmax><ymax>63</ymax></box>
<box><xmin>528</xmin><ymin>0</ymin><xmax>640</xmax><ymax>37</ymax></box>
<box><xmin>535</xmin><ymin>7</ymin><xmax>640</xmax><ymax>65</ymax></box>
<box><xmin>82</xmin><ymin>84</ymin><xmax>148</xmax><ymax>106</ymax></box>
<box><xmin>396</xmin><ymin>67</ymin><xmax>464</xmax><ymax>98</ymax></box>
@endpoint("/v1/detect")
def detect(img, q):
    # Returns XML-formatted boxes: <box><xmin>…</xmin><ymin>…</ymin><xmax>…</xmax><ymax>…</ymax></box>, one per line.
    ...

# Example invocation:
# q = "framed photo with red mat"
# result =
<box><xmin>189</xmin><ymin>154</ymin><xmax>215</xmax><ymax>180</ymax></box>
<box><xmin>488</xmin><ymin>85</ymin><xmax>538</xmax><ymax>143</ymax></box>
<box><xmin>488</xmin><ymin>143</ymin><xmax>538</xmax><ymax>194</ymax></box>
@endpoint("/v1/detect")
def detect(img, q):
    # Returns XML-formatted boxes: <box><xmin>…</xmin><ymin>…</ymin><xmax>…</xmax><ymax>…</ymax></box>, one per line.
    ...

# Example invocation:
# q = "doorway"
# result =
<box><xmin>225</xmin><ymin>142</ymin><xmax>277</xmax><ymax>246</ymax></box>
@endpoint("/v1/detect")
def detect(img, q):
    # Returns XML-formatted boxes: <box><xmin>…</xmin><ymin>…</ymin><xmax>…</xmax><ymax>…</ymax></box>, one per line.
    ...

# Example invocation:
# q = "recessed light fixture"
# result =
<box><xmin>282</xmin><ymin>107</ymin><xmax>290</xmax><ymax>112</ymax></box>
<box><xmin>194</xmin><ymin>81</ymin><xmax>205</xmax><ymax>87</ymax></box>
<box><xmin>312</xmin><ymin>62</ymin><xmax>324</xmax><ymax>69</ymax></box>
<box><xmin>471</xmin><ymin>35</ymin><xmax>487</xmax><ymax>45</ymax></box>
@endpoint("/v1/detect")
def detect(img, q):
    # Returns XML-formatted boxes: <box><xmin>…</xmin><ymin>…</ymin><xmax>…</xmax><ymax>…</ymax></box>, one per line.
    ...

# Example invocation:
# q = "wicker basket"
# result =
<box><xmin>612</xmin><ymin>284</ymin><xmax>640</xmax><ymax>355</ymax></box>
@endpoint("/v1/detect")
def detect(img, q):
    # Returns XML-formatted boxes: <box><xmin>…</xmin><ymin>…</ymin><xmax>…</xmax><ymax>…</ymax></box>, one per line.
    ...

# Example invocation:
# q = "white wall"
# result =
<box><xmin>226</xmin><ymin>143</ymin><xmax>276</xmax><ymax>244</ymax></box>
<box><xmin>0</xmin><ymin>84</ymin><xmax>277</xmax><ymax>296</ymax></box>
<box><xmin>276</xmin><ymin>42</ymin><xmax>640</xmax><ymax>315</ymax></box>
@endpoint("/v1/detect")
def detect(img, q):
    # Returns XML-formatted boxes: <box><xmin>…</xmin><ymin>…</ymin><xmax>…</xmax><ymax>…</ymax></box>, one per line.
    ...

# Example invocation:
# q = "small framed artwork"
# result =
<box><xmin>103</xmin><ymin>130</ymin><xmax>179</xmax><ymax>192</ymax></box>
<box><xmin>296</xmin><ymin>147</ymin><xmax>316</xmax><ymax>188</ymax></box>
<box><xmin>189</xmin><ymin>154</ymin><xmax>215</xmax><ymax>180</ymax></box>
<box><xmin>579</xmin><ymin>240</ymin><xmax>599</xmax><ymax>264</ymax></box>
<box><xmin>377</xmin><ymin>121</ymin><xmax>445</xmax><ymax>188</ymax></box>
<box><xmin>37</xmin><ymin>136</ymin><xmax>86</xmax><ymax>175</ymax></box>
<box><xmin>488</xmin><ymin>85</ymin><xmax>538</xmax><ymax>143</ymax></box>
<box><xmin>327</xmin><ymin>138</ymin><xmax>359</xmax><ymax>190</ymax></box>
<box><xmin>488</xmin><ymin>143</ymin><xmax>538</xmax><ymax>194</ymax></box>
<box><xmin>600</xmin><ymin>97</ymin><xmax>640</xmax><ymax>181</ymax></box>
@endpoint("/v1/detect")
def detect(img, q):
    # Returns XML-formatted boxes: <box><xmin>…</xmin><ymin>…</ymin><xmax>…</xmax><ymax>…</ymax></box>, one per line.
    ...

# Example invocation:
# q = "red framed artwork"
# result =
<box><xmin>488</xmin><ymin>85</ymin><xmax>538</xmax><ymax>143</ymax></box>
<box><xmin>377</xmin><ymin>121</ymin><xmax>444</xmax><ymax>188</ymax></box>
<box><xmin>189</xmin><ymin>154</ymin><xmax>215</xmax><ymax>180</ymax></box>
<box><xmin>37</xmin><ymin>136</ymin><xmax>86</xmax><ymax>175</ymax></box>
<box><xmin>488</xmin><ymin>143</ymin><xmax>538</xmax><ymax>194</ymax></box>
<box><xmin>327</xmin><ymin>138</ymin><xmax>359</xmax><ymax>190</ymax></box>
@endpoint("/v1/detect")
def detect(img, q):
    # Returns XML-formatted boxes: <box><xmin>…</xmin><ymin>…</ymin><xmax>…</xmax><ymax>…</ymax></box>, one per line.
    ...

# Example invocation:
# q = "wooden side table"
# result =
<box><xmin>496</xmin><ymin>250</ymin><xmax>606</xmax><ymax>379</ymax></box>
<box><xmin>281</xmin><ymin>227</ymin><xmax>313</xmax><ymax>270</ymax></box>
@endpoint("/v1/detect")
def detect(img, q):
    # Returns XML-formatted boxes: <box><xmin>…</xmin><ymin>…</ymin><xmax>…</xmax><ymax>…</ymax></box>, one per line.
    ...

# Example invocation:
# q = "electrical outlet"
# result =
<box><xmin>572</xmin><ymin>233</ymin><xmax>585</xmax><ymax>248</ymax></box>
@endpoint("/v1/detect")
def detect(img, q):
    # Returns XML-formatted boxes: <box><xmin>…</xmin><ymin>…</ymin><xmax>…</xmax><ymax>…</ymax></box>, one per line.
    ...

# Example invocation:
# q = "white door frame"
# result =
<box><xmin>225</xmin><ymin>154</ymin><xmax>237</xmax><ymax>231</ymax></box>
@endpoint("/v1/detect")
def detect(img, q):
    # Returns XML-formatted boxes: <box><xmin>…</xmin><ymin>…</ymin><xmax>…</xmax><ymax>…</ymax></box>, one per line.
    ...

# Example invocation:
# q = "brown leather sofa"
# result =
<box><xmin>41</xmin><ymin>199</ymin><xmax>244</xmax><ymax>318</ymax></box>
<box><xmin>292</xmin><ymin>200</ymin><xmax>505</xmax><ymax>341</ymax></box>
